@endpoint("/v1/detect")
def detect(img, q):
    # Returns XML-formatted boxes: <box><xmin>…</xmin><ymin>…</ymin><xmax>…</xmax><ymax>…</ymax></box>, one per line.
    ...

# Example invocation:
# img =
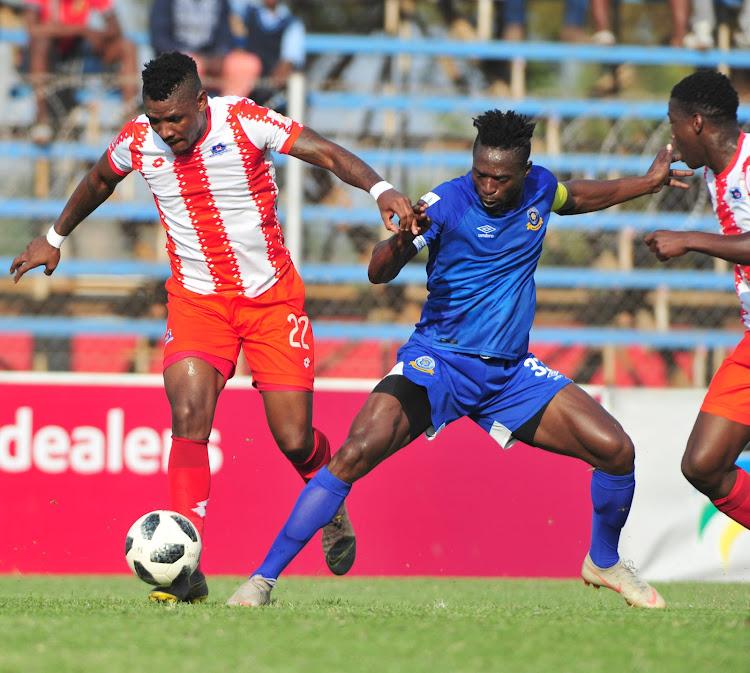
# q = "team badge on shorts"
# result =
<box><xmin>165</xmin><ymin>329</ymin><xmax>174</xmax><ymax>345</ymax></box>
<box><xmin>410</xmin><ymin>355</ymin><xmax>436</xmax><ymax>374</ymax></box>
<box><xmin>526</xmin><ymin>207</ymin><xmax>543</xmax><ymax>231</ymax></box>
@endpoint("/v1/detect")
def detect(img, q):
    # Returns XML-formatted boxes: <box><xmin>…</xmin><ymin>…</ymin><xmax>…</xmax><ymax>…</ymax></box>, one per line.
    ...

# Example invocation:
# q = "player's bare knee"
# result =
<box><xmin>273</xmin><ymin>425</ymin><xmax>314</xmax><ymax>461</ymax></box>
<box><xmin>170</xmin><ymin>399</ymin><xmax>213</xmax><ymax>438</ymax></box>
<box><xmin>593</xmin><ymin>430</ymin><xmax>635</xmax><ymax>474</ymax></box>
<box><xmin>329</xmin><ymin>438</ymin><xmax>379</xmax><ymax>483</ymax></box>
<box><xmin>681</xmin><ymin>450</ymin><xmax>720</xmax><ymax>493</ymax></box>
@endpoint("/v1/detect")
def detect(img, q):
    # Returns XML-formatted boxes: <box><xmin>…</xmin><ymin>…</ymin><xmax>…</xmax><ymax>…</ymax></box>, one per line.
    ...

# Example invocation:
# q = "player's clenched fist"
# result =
<box><xmin>643</xmin><ymin>230</ymin><xmax>691</xmax><ymax>262</ymax></box>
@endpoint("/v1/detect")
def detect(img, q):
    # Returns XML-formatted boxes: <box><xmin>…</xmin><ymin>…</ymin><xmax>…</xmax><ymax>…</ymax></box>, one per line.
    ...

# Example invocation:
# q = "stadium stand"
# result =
<box><xmin>2</xmin><ymin>21</ymin><xmax>749</xmax><ymax>383</ymax></box>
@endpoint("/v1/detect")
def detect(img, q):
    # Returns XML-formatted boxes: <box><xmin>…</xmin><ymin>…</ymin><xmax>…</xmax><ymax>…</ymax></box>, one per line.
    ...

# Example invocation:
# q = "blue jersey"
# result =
<box><xmin>411</xmin><ymin>166</ymin><xmax>561</xmax><ymax>359</ymax></box>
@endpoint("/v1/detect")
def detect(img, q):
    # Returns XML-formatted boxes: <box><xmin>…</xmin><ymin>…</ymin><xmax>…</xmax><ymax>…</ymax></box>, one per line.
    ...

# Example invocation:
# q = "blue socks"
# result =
<box><xmin>589</xmin><ymin>469</ymin><xmax>635</xmax><ymax>569</ymax></box>
<box><xmin>254</xmin><ymin>466</ymin><xmax>351</xmax><ymax>580</ymax></box>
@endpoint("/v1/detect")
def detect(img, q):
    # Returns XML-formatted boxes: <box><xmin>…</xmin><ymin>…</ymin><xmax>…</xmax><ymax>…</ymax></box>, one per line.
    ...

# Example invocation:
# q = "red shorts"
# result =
<box><xmin>163</xmin><ymin>265</ymin><xmax>315</xmax><ymax>391</ymax></box>
<box><xmin>701</xmin><ymin>332</ymin><xmax>750</xmax><ymax>425</ymax></box>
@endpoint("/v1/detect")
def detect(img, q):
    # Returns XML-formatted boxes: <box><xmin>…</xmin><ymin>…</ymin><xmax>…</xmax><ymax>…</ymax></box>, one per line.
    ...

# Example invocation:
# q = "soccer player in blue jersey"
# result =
<box><xmin>226</xmin><ymin>109</ymin><xmax>692</xmax><ymax>609</ymax></box>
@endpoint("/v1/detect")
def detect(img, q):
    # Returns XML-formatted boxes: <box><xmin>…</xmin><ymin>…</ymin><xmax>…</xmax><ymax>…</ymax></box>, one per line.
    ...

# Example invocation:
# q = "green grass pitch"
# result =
<box><xmin>0</xmin><ymin>575</ymin><xmax>748</xmax><ymax>673</ymax></box>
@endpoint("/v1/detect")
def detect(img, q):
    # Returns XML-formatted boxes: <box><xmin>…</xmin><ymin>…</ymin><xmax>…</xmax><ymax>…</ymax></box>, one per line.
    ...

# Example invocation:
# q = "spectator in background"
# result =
<box><xmin>232</xmin><ymin>0</ymin><xmax>306</xmax><ymax>108</ymax></box>
<box><xmin>500</xmin><ymin>0</ymin><xmax>590</xmax><ymax>42</ymax></box>
<box><xmin>591</xmin><ymin>0</ymin><xmax>690</xmax><ymax>45</ymax></box>
<box><xmin>149</xmin><ymin>0</ymin><xmax>258</xmax><ymax>96</ymax></box>
<box><xmin>23</xmin><ymin>0</ymin><xmax>138</xmax><ymax>145</ymax></box>
<box><xmin>683</xmin><ymin>0</ymin><xmax>750</xmax><ymax>49</ymax></box>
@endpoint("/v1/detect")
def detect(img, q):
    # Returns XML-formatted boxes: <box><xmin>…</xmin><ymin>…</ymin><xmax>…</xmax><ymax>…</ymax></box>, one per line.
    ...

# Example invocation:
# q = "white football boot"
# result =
<box><xmin>582</xmin><ymin>554</ymin><xmax>666</xmax><ymax>609</ymax></box>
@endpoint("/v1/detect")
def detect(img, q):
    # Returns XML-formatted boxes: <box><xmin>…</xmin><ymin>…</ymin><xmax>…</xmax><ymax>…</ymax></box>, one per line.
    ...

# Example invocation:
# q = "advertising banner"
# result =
<box><xmin>616</xmin><ymin>389</ymin><xmax>750</xmax><ymax>582</ymax></box>
<box><xmin>0</xmin><ymin>373</ymin><xmax>592</xmax><ymax>577</ymax></box>
<box><xmin>3</xmin><ymin>375</ymin><xmax>749</xmax><ymax>581</ymax></box>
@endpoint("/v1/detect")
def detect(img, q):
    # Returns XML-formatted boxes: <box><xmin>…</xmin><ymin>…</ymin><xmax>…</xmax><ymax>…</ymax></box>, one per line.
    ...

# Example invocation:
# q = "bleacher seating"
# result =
<box><xmin>1</xmin><ymin>29</ymin><xmax>747</xmax><ymax>383</ymax></box>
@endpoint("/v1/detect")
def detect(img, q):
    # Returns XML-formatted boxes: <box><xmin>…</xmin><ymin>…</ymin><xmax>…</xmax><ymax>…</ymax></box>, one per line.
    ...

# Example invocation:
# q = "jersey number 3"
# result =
<box><xmin>288</xmin><ymin>313</ymin><xmax>310</xmax><ymax>350</ymax></box>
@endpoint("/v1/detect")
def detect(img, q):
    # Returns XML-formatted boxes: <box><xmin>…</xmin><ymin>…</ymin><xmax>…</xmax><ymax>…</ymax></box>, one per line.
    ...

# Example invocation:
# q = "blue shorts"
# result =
<box><xmin>392</xmin><ymin>337</ymin><xmax>571</xmax><ymax>448</ymax></box>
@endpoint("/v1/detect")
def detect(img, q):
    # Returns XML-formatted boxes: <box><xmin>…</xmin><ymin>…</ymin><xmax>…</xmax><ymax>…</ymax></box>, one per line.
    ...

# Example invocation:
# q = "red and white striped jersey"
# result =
<box><xmin>705</xmin><ymin>131</ymin><xmax>750</xmax><ymax>330</ymax></box>
<box><xmin>108</xmin><ymin>96</ymin><xmax>303</xmax><ymax>297</ymax></box>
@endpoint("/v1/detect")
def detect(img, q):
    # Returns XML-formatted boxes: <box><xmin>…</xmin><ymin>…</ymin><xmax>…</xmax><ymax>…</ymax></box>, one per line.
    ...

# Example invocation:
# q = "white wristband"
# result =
<box><xmin>369</xmin><ymin>181</ymin><xmax>394</xmax><ymax>201</ymax></box>
<box><xmin>46</xmin><ymin>226</ymin><xmax>67</xmax><ymax>249</ymax></box>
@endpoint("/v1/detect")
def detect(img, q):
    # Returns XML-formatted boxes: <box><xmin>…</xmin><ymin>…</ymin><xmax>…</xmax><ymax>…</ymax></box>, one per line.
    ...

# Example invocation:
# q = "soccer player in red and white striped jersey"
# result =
<box><xmin>11</xmin><ymin>51</ymin><xmax>415</xmax><ymax>603</ymax></box>
<box><xmin>646</xmin><ymin>70</ymin><xmax>750</xmax><ymax>538</ymax></box>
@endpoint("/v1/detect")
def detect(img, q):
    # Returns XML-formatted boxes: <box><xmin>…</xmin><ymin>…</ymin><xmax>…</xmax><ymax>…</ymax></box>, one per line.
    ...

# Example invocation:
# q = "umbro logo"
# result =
<box><xmin>477</xmin><ymin>224</ymin><xmax>496</xmax><ymax>238</ymax></box>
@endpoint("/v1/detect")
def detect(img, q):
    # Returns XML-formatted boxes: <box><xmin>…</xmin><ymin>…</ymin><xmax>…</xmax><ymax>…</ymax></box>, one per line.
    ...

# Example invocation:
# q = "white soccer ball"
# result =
<box><xmin>125</xmin><ymin>510</ymin><xmax>202</xmax><ymax>587</ymax></box>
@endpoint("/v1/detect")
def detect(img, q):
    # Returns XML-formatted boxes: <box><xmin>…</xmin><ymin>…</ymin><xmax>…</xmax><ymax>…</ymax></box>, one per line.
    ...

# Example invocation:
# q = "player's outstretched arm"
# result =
<box><xmin>645</xmin><ymin>229</ymin><xmax>750</xmax><ymax>265</ymax></box>
<box><xmin>557</xmin><ymin>144</ymin><xmax>693</xmax><ymax>215</ymax></box>
<box><xmin>10</xmin><ymin>152</ymin><xmax>125</xmax><ymax>283</ymax></box>
<box><xmin>368</xmin><ymin>201</ymin><xmax>431</xmax><ymax>284</ymax></box>
<box><xmin>288</xmin><ymin>127</ymin><xmax>415</xmax><ymax>234</ymax></box>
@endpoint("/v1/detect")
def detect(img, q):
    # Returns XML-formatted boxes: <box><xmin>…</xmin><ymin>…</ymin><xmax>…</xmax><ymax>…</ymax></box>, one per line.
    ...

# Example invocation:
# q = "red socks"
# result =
<box><xmin>290</xmin><ymin>428</ymin><xmax>331</xmax><ymax>482</ymax></box>
<box><xmin>713</xmin><ymin>467</ymin><xmax>750</xmax><ymax>529</ymax></box>
<box><xmin>168</xmin><ymin>437</ymin><xmax>211</xmax><ymax>541</ymax></box>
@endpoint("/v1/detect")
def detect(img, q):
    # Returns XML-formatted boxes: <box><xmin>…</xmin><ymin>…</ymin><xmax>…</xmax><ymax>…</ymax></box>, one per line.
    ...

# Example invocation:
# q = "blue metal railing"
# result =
<box><xmin>0</xmin><ymin>198</ymin><xmax>719</xmax><ymax>232</ymax></box>
<box><xmin>0</xmin><ymin>315</ymin><xmax>742</xmax><ymax>348</ymax></box>
<box><xmin>0</xmin><ymin>259</ymin><xmax>735</xmax><ymax>291</ymax></box>
<box><xmin>3</xmin><ymin>29</ymin><xmax>750</xmax><ymax>68</ymax></box>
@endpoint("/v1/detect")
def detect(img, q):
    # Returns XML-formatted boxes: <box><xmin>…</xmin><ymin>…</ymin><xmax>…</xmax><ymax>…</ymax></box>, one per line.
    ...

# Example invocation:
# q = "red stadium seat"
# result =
<box><xmin>590</xmin><ymin>346</ymin><xmax>668</xmax><ymax>387</ymax></box>
<box><xmin>71</xmin><ymin>335</ymin><xmax>139</xmax><ymax>373</ymax></box>
<box><xmin>530</xmin><ymin>344</ymin><xmax>587</xmax><ymax>380</ymax></box>
<box><xmin>672</xmin><ymin>350</ymin><xmax>696</xmax><ymax>385</ymax></box>
<box><xmin>316</xmin><ymin>339</ymin><xmax>398</xmax><ymax>379</ymax></box>
<box><xmin>0</xmin><ymin>333</ymin><xmax>34</xmax><ymax>370</ymax></box>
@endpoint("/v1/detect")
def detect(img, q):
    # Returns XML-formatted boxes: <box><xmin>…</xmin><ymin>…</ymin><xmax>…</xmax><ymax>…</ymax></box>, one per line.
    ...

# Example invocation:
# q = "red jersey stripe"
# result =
<box><xmin>173</xmin><ymin>150</ymin><xmax>242</xmax><ymax>293</ymax></box>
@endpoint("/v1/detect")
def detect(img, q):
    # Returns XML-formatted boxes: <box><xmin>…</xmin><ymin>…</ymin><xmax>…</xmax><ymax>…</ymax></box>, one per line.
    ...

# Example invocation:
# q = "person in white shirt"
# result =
<box><xmin>646</xmin><ymin>70</ymin><xmax>750</xmax><ymax>543</ymax></box>
<box><xmin>10</xmin><ymin>51</ymin><xmax>415</xmax><ymax>604</ymax></box>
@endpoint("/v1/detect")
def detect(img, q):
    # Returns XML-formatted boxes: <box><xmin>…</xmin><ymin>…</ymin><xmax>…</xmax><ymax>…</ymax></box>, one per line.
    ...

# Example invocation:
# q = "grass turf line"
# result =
<box><xmin>0</xmin><ymin>576</ymin><xmax>748</xmax><ymax>673</ymax></box>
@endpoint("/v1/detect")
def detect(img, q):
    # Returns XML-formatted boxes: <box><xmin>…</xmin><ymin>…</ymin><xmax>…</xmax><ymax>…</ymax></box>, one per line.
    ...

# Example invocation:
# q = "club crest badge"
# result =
<box><xmin>210</xmin><ymin>143</ymin><xmax>230</xmax><ymax>157</ymax></box>
<box><xmin>526</xmin><ymin>207</ymin><xmax>543</xmax><ymax>231</ymax></box>
<box><xmin>409</xmin><ymin>355</ymin><xmax>436</xmax><ymax>374</ymax></box>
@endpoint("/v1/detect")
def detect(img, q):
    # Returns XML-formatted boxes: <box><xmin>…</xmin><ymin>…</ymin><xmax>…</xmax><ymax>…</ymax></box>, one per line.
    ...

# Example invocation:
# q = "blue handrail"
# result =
<box><xmin>306</xmin><ymin>92</ymin><xmax>750</xmax><ymax>122</ymax></box>
<box><xmin>0</xmin><ymin>314</ymin><xmax>742</xmax><ymax>347</ymax></box>
<box><xmin>0</xmin><ymin>258</ymin><xmax>735</xmax><ymax>290</ymax></box>
<box><xmin>0</xmin><ymin>198</ymin><xmax>718</xmax><ymax>232</ymax></box>
<box><xmin>4</xmin><ymin>29</ymin><xmax>750</xmax><ymax>68</ymax></box>
<box><xmin>304</xmin><ymin>34</ymin><xmax>750</xmax><ymax>68</ymax></box>
<box><xmin>0</xmin><ymin>141</ymin><xmax>689</xmax><ymax>173</ymax></box>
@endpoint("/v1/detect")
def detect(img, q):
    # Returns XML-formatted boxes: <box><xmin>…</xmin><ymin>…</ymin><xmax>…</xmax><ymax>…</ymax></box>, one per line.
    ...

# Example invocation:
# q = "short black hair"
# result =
<box><xmin>142</xmin><ymin>51</ymin><xmax>201</xmax><ymax>102</ymax></box>
<box><xmin>670</xmin><ymin>70</ymin><xmax>739</xmax><ymax>122</ymax></box>
<box><xmin>472</xmin><ymin>109</ymin><xmax>536</xmax><ymax>162</ymax></box>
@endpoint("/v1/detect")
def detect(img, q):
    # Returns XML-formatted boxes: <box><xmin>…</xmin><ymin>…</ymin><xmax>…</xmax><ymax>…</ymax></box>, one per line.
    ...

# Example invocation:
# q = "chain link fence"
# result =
<box><xmin>1</xmin><ymin>1</ymin><xmax>747</xmax><ymax>384</ymax></box>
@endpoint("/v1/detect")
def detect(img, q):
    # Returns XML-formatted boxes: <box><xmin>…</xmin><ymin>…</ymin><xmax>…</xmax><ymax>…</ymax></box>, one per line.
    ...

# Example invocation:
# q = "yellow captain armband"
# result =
<box><xmin>551</xmin><ymin>183</ymin><xmax>569</xmax><ymax>212</ymax></box>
